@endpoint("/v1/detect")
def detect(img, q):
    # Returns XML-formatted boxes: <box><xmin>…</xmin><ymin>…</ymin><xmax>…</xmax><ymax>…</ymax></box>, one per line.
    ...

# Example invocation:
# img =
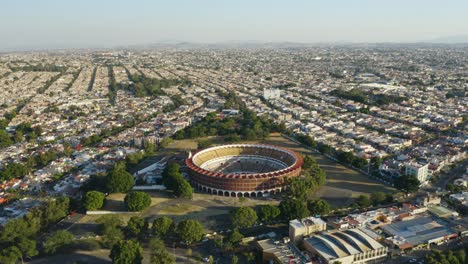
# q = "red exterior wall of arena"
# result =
<box><xmin>185</xmin><ymin>144</ymin><xmax>303</xmax><ymax>194</ymax></box>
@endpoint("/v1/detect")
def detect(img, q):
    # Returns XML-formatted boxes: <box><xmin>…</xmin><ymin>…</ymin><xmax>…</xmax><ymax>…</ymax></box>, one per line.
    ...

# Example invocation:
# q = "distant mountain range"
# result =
<box><xmin>428</xmin><ymin>34</ymin><xmax>468</xmax><ymax>44</ymax></box>
<box><xmin>2</xmin><ymin>35</ymin><xmax>468</xmax><ymax>52</ymax></box>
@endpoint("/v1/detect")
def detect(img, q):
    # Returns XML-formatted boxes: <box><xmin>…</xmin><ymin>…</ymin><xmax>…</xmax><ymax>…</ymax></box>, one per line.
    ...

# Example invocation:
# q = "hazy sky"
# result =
<box><xmin>1</xmin><ymin>0</ymin><xmax>467</xmax><ymax>49</ymax></box>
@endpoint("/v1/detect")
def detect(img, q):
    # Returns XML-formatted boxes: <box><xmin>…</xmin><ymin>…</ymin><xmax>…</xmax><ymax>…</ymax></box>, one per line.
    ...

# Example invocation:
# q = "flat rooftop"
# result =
<box><xmin>290</xmin><ymin>216</ymin><xmax>326</xmax><ymax>229</ymax></box>
<box><xmin>381</xmin><ymin>216</ymin><xmax>456</xmax><ymax>246</ymax></box>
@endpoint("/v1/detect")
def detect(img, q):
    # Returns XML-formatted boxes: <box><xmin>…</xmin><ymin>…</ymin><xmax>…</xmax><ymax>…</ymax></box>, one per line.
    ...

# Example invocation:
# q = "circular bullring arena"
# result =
<box><xmin>186</xmin><ymin>144</ymin><xmax>303</xmax><ymax>197</ymax></box>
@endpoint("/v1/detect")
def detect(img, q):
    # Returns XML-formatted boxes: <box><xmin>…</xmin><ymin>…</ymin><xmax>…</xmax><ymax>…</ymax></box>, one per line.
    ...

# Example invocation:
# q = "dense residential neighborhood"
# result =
<box><xmin>0</xmin><ymin>46</ymin><xmax>466</xmax><ymax>264</ymax></box>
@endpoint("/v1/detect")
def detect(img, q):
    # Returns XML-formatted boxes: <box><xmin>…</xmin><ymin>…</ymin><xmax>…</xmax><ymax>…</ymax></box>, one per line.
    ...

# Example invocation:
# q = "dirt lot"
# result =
<box><xmin>261</xmin><ymin>134</ymin><xmax>395</xmax><ymax>207</ymax></box>
<box><xmin>141</xmin><ymin>192</ymin><xmax>277</xmax><ymax>232</ymax></box>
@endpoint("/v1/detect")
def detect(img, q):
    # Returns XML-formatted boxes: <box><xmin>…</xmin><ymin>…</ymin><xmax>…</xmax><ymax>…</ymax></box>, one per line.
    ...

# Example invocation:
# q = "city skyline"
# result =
<box><xmin>1</xmin><ymin>0</ymin><xmax>468</xmax><ymax>50</ymax></box>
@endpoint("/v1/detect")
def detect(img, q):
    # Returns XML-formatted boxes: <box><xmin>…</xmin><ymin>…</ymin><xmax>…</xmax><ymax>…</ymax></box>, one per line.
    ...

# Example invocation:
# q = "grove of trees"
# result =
<box><xmin>173</xmin><ymin>107</ymin><xmax>286</xmax><ymax>142</ymax></box>
<box><xmin>0</xmin><ymin>197</ymin><xmax>70</xmax><ymax>262</ymax></box>
<box><xmin>162</xmin><ymin>163</ymin><xmax>192</xmax><ymax>199</ymax></box>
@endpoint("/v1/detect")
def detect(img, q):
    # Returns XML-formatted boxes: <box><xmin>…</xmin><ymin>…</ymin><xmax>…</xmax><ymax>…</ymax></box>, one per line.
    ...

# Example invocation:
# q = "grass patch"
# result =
<box><xmin>158</xmin><ymin>203</ymin><xmax>204</xmax><ymax>215</ymax></box>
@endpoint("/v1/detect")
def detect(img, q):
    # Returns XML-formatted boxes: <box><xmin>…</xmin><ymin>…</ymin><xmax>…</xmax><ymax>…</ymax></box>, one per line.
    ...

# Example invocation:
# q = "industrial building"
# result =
<box><xmin>381</xmin><ymin>216</ymin><xmax>457</xmax><ymax>250</ymax></box>
<box><xmin>303</xmin><ymin>228</ymin><xmax>387</xmax><ymax>264</ymax></box>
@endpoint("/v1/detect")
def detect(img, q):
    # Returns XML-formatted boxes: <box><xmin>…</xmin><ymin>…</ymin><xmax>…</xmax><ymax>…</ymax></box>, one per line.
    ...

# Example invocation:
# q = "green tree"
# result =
<box><xmin>355</xmin><ymin>195</ymin><xmax>371</xmax><ymax>208</ymax></box>
<box><xmin>370</xmin><ymin>192</ymin><xmax>387</xmax><ymax>206</ymax></box>
<box><xmin>17</xmin><ymin>238</ymin><xmax>38</xmax><ymax>261</ymax></box>
<box><xmin>302</xmin><ymin>155</ymin><xmax>317</xmax><ymax>169</ymax></box>
<box><xmin>352</xmin><ymin>157</ymin><xmax>368</xmax><ymax>169</ymax></box>
<box><xmin>124</xmin><ymin>191</ymin><xmax>152</xmax><ymax>212</ymax></box>
<box><xmin>144</xmin><ymin>142</ymin><xmax>156</xmax><ymax>155</ymax></box>
<box><xmin>42</xmin><ymin>197</ymin><xmax>70</xmax><ymax>228</ymax></box>
<box><xmin>286</xmin><ymin>175</ymin><xmax>318</xmax><ymax>201</ymax></box>
<box><xmin>159</xmin><ymin>137</ymin><xmax>173</xmax><ymax>148</ymax></box>
<box><xmin>226</xmin><ymin>229</ymin><xmax>244</xmax><ymax>245</ymax></box>
<box><xmin>318</xmin><ymin>143</ymin><xmax>333</xmax><ymax>154</ymax></box>
<box><xmin>162</xmin><ymin>162</ymin><xmax>192</xmax><ymax>199</ymax></box>
<box><xmin>149</xmin><ymin>238</ymin><xmax>175</xmax><ymax>264</ymax></box>
<box><xmin>0</xmin><ymin>162</ymin><xmax>28</xmax><ymax>182</ymax></box>
<box><xmin>44</xmin><ymin>230</ymin><xmax>75</xmax><ymax>255</ymax></box>
<box><xmin>96</xmin><ymin>215</ymin><xmax>124</xmax><ymax>248</ymax></box>
<box><xmin>0</xmin><ymin>214</ymin><xmax>40</xmax><ymax>244</ymax></box>
<box><xmin>0</xmin><ymin>246</ymin><xmax>21</xmax><ymax>264</ymax></box>
<box><xmin>83</xmin><ymin>191</ymin><xmax>105</xmax><ymax>211</ymax></box>
<box><xmin>126</xmin><ymin>216</ymin><xmax>148</xmax><ymax>238</ymax></box>
<box><xmin>173</xmin><ymin>177</ymin><xmax>193</xmax><ymax>199</ymax></box>
<box><xmin>106</xmin><ymin>162</ymin><xmax>134</xmax><ymax>193</ymax></box>
<box><xmin>230</xmin><ymin>207</ymin><xmax>258</xmax><ymax>229</ymax></box>
<box><xmin>256</xmin><ymin>205</ymin><xmax>281</xmax><ymax>224</ymax></box>
<box><xmin>307</xmin><ymin>199</ymin><xmax>331</xmax><ymax>216</ymax></box>
<box><xmin>110</xmin><ymin>240</ymin><xmax>143</xmax><ymax>264</ymax></box>
<box><xmin>176</xmin><ymin>220</ymin><xmax>205</xmax><ymax>245</ymax></box>
<box><xmin>394</xmin><ymin>175</ymin><xmax>420</xmax><ymax>194</ymax></box>
<box><xmin>279</xmin><ymin>198</ymin><xmax>308</xmax><ymax>221</ymax></box>
<box><xmin>152</xmin><ymin>217</ymin><xmax>174</xmax><ymax>238</ymax></box>
<box><xmin>0</xmin><ymin>130</ymin><xmax>13</xmax><ymax>148</ymax></box>
<box><xmin>296</xmin><ymin>134</ymin><xmax>316</xmax><ymax>148</ymax></box>
<box><xmin>337</xmin><ymin>151</ymin><xmax>354</xmax><ymax>164</ymax></box>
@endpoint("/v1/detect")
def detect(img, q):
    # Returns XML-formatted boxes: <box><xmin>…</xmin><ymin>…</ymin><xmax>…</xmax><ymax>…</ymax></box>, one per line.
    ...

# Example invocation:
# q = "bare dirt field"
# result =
<box><xmin>141</xmin><ymin>191</ymin><xmax>277</xmax><ymax>232</ymax></box>
<box><xmin>261</xmin><ymin>134</ymin><xmax>395</xmax><ymax>207</ymax></box>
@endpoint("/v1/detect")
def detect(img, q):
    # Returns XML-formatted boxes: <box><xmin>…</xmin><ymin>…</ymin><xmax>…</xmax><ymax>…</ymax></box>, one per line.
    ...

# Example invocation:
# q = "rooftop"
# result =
<box><xmin>304</xmin><ymin>228</ymin><xmax>385</xmax><ymax>262</ymax></box>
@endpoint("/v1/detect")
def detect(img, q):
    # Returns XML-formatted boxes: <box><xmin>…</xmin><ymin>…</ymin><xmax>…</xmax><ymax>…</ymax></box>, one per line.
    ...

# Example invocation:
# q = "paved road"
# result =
<box><xmin>429</xmin><ymin>160</ymin><xmax>468</xmax><ymax>191</ymax></box>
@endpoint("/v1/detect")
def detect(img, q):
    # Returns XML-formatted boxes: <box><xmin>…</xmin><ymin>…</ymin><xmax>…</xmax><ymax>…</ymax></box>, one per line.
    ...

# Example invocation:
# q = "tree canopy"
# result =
<box><xmin>307</xmin><ymin>199</ymin><xmax>331</xmax><ymax>216</ymax></box>
<box><xmin>110</xmin><ymin>240</ymin><xmax>143</xmax><ymax>264</ymax></box>
<box><xmin>0</xmin><ymin>162</ymin><xmax>28</xmax><ymax>182</ymax></box>
<box><xmin>176</xmin><ymin>220</ymin><xmax>205</xmax><ymax>245</ymax></box>
<box><xmin>355</xmin><ymin>195</ymin><xmax>371</xmax><ymax>208</ymax></box>
<box><xmin>149</xmin><ymin>238</ymin><xmax>175</xmax><ymax>264</ymax></box>
<box><xmin>257</xmin><ymin>204</ymin><xmax>281</xmax><ymax>224</ymax></box>
<box><xmin>124</xmin><ymin>191</ymin><xmax>152</xmax><ymax>212</ymax></box>
<box><xmin>44</xmin><ymin>230</ymin><xmax>75</xmax><ymax>255</ymax></box>
<box><xmin>83</xmin><ymin>191</ymin><xmax>105</xmax><ymax>211</ymax></box>
<box><xmin>152</xmin><ymin>217</ymin><xmax>174</xmax><ymax>238</ymax></box>
<box><xmin>279</xmin><ymin>198</ymin><xmax>308</xmax><ymax>221</ymax></box>
<box><xmin>394</xmin><ymin>174</ymin><xmax>420</xmax><ymax>194</ymax></box>
<box><xmin>96</xmin><ymin>215</ymin><xmax>124</xmax><ymax>248</ymax></box>
<box><xmin>162</xmin><ymin>163</ymin><xmax>192</xmax><ymax>199</ymax></box>
<box><xmin>126</xmin><ymin>216</ymin><xmax>148</xmax><ymax>238</ymax></box>
<box><xmin>230</xmin><ymin>207</ymin><xmax>258</xmax><ymax>229</ymax></box>
<box><xmin>106</xmin><ymin>162</ymin><xmax>134</xmax><ymax>193</ymax></box>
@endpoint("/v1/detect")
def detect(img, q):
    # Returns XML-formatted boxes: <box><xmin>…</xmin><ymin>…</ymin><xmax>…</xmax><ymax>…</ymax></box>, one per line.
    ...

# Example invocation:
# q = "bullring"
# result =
<box><xmin>186</xmin><ymin>144</ymin><xmax>303</xmax><ymax>197</ymax></box>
